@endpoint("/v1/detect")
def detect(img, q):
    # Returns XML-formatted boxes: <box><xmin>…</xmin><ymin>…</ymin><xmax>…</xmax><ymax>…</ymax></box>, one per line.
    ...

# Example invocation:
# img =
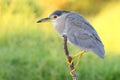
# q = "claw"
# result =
<box><xmin>66</xmin><ymin>58</ymin><xmax>73</xmax><ymax>65</ymax></box>
<box><xmin>70</xmin><ymin>67</ymin><xmax>77</xmax><ymax>76</ymax></box>
<box><xmin>71</xmin><ymin>67</ymin><xmax>76</xmax><ymax>73</ymax></box>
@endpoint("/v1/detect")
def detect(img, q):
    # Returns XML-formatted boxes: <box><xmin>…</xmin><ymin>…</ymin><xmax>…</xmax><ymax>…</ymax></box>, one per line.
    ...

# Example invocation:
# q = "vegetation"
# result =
<box><xmin>0</xmin><ymin>0</ymin><xmax>120</xmax><ymax>80</ymax></box>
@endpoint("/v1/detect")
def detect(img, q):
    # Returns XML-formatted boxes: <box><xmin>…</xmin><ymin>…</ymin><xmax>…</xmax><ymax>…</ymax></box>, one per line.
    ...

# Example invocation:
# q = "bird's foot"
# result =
<box><xmin>70</xmin><ymin>51</ymin><xmax>85</xmax><ymax>75</ymax></box>
<box><xmin>70</xmin><ymin>66</ymin><xmax>77</xmax><ymax>75</ymax></box>
<box><xmin>66</xmin><ymin>56</ymin><xmax>74</xmax><ymax>65</ymax></box>
<box><xmin>66</xmin><ymin>51</ymin><xmax>85</xmax><ymax>75</ymax></box>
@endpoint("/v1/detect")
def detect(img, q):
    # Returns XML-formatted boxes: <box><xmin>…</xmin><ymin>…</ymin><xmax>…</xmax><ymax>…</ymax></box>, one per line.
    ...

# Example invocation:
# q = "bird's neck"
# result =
<box><xmin>52</xmin><ymin>17</ymin><xmax>66</xmax><ymax>36</ymax></box>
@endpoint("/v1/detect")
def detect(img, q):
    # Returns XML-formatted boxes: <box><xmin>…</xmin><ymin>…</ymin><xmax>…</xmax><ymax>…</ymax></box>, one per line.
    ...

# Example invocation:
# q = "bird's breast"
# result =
<box><xmin>52</xmin><ymin>19</ymin><xmax>66</xmax><ymax>36</ymax></box>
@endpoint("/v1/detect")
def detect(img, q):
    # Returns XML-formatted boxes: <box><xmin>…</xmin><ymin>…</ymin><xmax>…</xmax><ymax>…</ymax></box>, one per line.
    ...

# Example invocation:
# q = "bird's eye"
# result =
<box><xmin>53</xmin><ymin>15</ymin><xmax>58</xmax><ymax>19</ymax></box>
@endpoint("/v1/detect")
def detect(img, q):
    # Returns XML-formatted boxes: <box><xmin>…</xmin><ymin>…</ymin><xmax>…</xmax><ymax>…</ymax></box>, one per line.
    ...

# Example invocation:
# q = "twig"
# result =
<box><xmin>63</xmin><ymin>35</ymin><xmax>78</xmax><ymax>80</ymax></box>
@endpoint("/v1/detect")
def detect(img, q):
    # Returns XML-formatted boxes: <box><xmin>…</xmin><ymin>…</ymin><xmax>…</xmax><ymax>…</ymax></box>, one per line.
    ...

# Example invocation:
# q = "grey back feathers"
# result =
<box><xmin>51</xmin><ymin>10</ymin><xmax>105</xmax><ymax>59</ymax></box>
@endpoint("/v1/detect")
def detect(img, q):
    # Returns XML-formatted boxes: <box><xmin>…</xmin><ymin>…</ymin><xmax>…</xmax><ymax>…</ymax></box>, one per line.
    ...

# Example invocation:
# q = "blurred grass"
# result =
<box><xmin>0</xmin><ymin>33</ymin><xmax>120</xmax><ymax>80</ymax></box>
<box><xmin>0</xmin><ymin>0</ymin><xmax>120</xmax><ymax>80</ymax></box>
<box><xmin>0</xmin><ymin>31</ymin><xmax>120</xmax><ymax>80</ymax></box>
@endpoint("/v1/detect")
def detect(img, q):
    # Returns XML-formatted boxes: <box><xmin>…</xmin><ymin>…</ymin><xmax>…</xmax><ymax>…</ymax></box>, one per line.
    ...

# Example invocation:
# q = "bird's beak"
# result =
<box><xmin>36</xmin><ymin>17</ymin><xmax>50</xmax><ymax>23</ymax></box>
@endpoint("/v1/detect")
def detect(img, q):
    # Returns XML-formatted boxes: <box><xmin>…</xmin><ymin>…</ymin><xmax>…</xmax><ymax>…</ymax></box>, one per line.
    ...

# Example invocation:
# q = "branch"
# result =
<box><xmin>63</xmin><ymin>35</ymin><xmax>78</xmax><ymax>80</ymax></box>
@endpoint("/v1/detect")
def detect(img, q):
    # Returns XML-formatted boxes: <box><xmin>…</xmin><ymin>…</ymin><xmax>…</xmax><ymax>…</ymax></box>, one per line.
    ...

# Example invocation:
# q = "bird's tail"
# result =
<box><xmin>92</xmin><ymin>46</ymin><xmax>105</xmax><ymax>59</ymax></box>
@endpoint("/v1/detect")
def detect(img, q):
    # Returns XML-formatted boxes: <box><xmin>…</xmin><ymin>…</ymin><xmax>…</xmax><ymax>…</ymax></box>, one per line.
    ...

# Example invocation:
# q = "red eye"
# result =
<box><xmin>53</xmin><ymin>15</ymin><xmax>57</xmax><ymax>19</ymax></box>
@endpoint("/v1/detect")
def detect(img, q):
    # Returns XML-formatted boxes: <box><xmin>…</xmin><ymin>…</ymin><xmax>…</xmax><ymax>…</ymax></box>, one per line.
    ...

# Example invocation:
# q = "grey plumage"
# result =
<box><xmin>37</xmin><ymin>10</ymin><xmax>105</xmax><ymax>59</ymax></box>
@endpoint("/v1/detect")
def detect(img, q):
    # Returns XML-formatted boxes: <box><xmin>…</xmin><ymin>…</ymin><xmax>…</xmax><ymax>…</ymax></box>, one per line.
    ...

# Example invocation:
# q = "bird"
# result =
<box><xmin>37</xmin><ymin>10</ymin><xmax>105</xmax><ymax>72</ymax></box>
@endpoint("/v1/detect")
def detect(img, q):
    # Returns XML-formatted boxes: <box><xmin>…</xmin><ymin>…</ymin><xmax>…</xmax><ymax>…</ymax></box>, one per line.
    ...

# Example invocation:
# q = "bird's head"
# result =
<box><xmin>37</xmin><ymin>10</ymin><xmax>70</xmax><ymax>23</ymax></box>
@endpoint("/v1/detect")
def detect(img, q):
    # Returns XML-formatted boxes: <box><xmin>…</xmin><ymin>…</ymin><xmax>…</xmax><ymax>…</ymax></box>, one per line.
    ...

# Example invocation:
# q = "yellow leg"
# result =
<box><xmin>66</xmin><ymin>51</ymin><xmax>85</xmax><ymax>65</ymax></box>
<box><xmin>71</xmin><ymin>51</ymin><xmax>85</xmax><ymax>73</ymax></box>
<box><xmin>72</xmin><ymin>50</ymin><xmax>85</xmax><ymax>59</ymax></box>
<box><xmin>66</xmin><ymin>50</ymin><xmax>85</xmax><ymax>75</ymax></box>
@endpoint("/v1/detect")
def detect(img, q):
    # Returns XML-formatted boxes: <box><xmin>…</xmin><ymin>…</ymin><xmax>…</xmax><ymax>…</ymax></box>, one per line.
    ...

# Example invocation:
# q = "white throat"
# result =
<box><xmin>51</xmin><ymin>15</ymin><xmax>67</xmax><ymax>36</ymax></box>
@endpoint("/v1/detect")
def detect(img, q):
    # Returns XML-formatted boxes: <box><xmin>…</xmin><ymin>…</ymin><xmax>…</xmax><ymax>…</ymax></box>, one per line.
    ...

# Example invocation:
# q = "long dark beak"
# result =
<box><xmin>36</xmin><ymin>17</ymin><xmax>50</xmax><ymax>23</ymax></box>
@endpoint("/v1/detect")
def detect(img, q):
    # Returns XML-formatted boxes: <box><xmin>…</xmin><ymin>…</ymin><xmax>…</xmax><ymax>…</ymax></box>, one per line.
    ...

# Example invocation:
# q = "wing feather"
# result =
<box><xmin>65</xmin><ymin>12</ymin><xmax>105</xmax><ymax>58</ymax></box>
<box><xmin>66</xmin><ymin>12</ymin><xmax>104</xmax><ymax>46</ymax></box>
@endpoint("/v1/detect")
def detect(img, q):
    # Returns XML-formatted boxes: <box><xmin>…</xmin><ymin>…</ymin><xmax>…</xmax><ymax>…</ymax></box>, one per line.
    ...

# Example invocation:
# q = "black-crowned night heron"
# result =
<box><xmin>37</xmin><ymin>10</ymin><xmax>105</xmax><ymax>72</ymax></box>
